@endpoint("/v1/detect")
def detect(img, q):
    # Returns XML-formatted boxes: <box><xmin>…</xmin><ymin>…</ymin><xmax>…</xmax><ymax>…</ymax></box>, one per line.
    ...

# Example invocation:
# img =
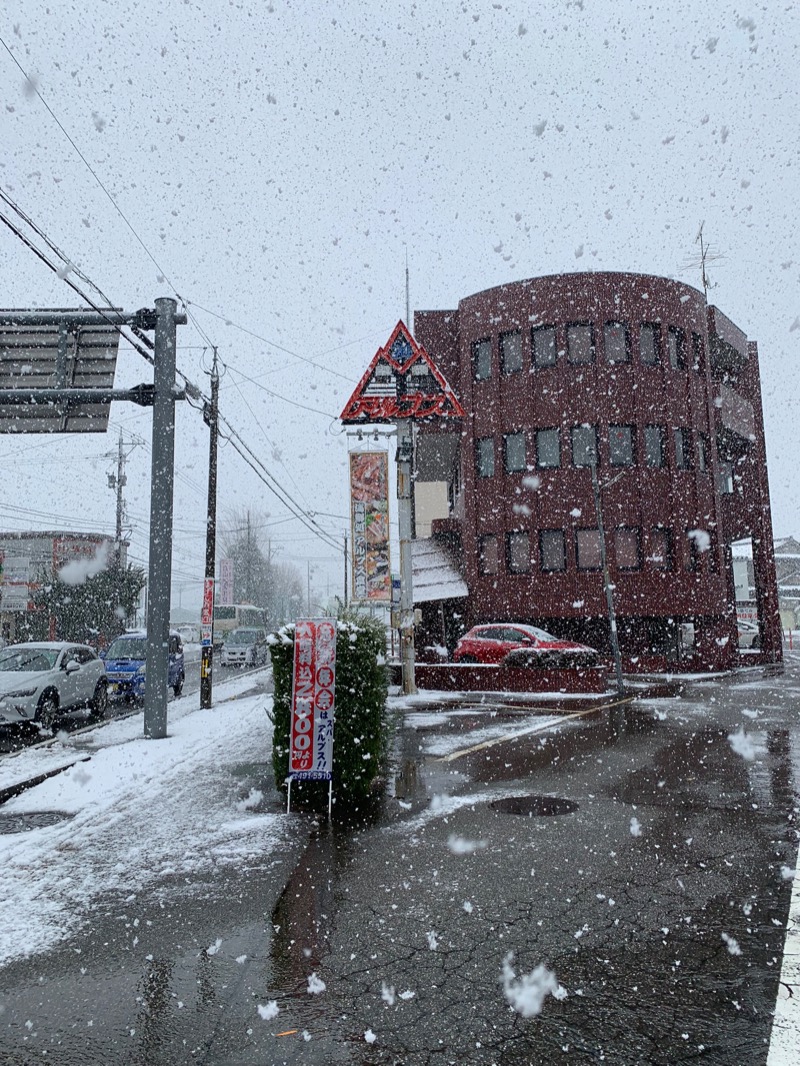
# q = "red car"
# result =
<box><xmin>452</xmin><ymin>623</ymin><xmax>595</xmax><ymax>665</ymax></box>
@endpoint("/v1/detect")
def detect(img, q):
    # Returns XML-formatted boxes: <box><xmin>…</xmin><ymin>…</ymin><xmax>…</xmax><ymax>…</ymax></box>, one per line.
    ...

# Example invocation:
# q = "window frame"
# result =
<box><xmin>531</xmin><ymin>324</ymin><xmax>557</xmax><ymax>368</ymax></box>
<box><xmin>475</xmin><ymin>436</ymin><xmax>495</xmax><ymax>478</ymax></box>
<box><xmin>648</xmin><ymin>527</ymin><xmax>672</xmax><ymax>571</ymax></box>
<box><xmin>503</xmin><ymin>431</ymin><xmax>526</xmax><ymax>474</ymax></box>
<box><xmin>535</xmin><ymin>428</ymin><xmax>561</xmax><ymax>469</ymax></box>
<box><xmin>472</xmin><ymin>338</ymin><xmax>492</xmax><ymax>382</ymax></box>
<box><xmin>643</xmin><ymin>424</ymin><xmax>665</xmax><ymax>469</ymax></box>
<box><xmin>674</xmin><ymin>427</ymin><xmax>692</xmax><ymax>470</ymax></box>
<box><xmin>667</xmin><ymin>327</ymin><xmax>685</xmax><ymax>370</ymax></box>
<box><xmin>539</xmin><ymin>529</ymin><xmax>566</xmax><ymax>572</ymax></box>
<box><xmin>506</xmin><ymin>531</ymin><xmax>531</xmax><ymax>574</ymax></box>
<box><xmin>566</xmin><ymin>322</ymin><xmax>595</xmax><ymax>365</ymax></box>
<box><xmin>500</xmin><ymin>330</ymin><xmax>523</xmax><ymax>376</ymax></box>
<box><xmin>478</xmin><ymin>534</ymin><xmax>499</xmax><ymax>575</ymax></box>
<box><xmin>608</xmin><ymin>424</ymin><xmax>635</xmax><ymax>467</ymax></box>
<box><xmin>639</xmin><ymin>323</ymin><xmax>660</xmax><ymax>366</ymax></box>
<box><xmin>571</xmin><ymin>424</ymin><xmax>598</xmax><ymax>468</ymax></box>
<box><xmin>575</xmin><ymin>528</ymin><xmax>602</xmax><ymax>571</ymax></box>
<box><xmin>615</xmin><ymin>527</ymin><xmax>641</xmax><ymax>571</ymax></box>
<box><xmin>604</xmin><ymin>321</ymin><xmax>630</xmax><ymax>364</ymax></box>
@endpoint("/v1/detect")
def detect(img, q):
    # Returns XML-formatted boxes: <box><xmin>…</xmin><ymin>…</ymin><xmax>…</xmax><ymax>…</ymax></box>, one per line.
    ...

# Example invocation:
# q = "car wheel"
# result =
<box><xmin>173</xmin><ymin>674</ymin><xmax>184</xmax><ymax>697</ymax></box>
<box><xmin>90</xmin><ymin>679</ymin><xmax>109</xmax><ymax>719</ymax></box>
<box><xmin>36</xmin><ymin>690</ymin><xmax>60</xmax><ymax>730</ymax></box>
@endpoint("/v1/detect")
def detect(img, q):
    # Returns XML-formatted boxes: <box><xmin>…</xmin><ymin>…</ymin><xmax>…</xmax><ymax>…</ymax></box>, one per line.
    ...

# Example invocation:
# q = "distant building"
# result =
<box><xmin>412</xmin><ymin>271</ymin><xmax>781</xmax><ymax>671</ymax></box>
<box><xmin>0</xmin><ymin>531</ymin><xmax>123</xmax><ymax>643</ymax></box>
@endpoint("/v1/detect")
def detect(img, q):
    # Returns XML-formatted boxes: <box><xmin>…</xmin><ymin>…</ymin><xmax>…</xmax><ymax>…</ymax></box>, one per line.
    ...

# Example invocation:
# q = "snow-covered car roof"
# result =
<box><xmin>2</xmin><ymin>641</ymin><xmax>91</xmax><ymax>651</ymax></box>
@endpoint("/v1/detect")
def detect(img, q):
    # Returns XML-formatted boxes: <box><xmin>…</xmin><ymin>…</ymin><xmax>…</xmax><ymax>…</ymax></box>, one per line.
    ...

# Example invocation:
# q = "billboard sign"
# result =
<box><xmin>201</xmin><ymin>577</ymin><xmax>215</xmax><ymax>647</ymax></box>
<box><xmin>350</xmin><ymin>451</ymin><xmax>391</xmax><ymax>601</ymax></box>
<box><xmin>339</xmin><ymin>320</ymin><xmax>465</xmax><ymax>424</ymax></box>
<box><xmin>289</xmin><ymin>619</ymin><xmax>336</xmax><ymax>781</ymax></box>
<box><xmin>218</xmin><ymin>557</ymin><xmax>234</xmax><ymax>605</ymax></box>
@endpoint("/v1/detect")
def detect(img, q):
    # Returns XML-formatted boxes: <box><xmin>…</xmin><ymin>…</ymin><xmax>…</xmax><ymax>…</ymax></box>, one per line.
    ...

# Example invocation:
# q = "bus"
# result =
<box><xmin>212</xmin><ymin>604</ymin><xmax>268</xmax><ymax>648</ymax></box>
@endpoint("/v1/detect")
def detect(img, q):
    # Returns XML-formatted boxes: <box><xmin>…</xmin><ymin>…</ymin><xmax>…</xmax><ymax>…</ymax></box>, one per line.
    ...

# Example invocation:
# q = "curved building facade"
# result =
<box><xmin>413</xmin><ymin>271</ymin><xmax>781</xmax><ymax>671</ymax></box>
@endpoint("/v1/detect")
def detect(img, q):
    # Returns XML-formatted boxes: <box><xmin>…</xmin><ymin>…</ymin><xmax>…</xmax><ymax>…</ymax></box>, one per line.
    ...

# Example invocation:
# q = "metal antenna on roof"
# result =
<box><xmin>405</xmin><ymin>248</ymin><xmax>410</xmax><ymax>332</ymax></box>
<box><xmin>685</xmin><ymin>221</ymin><xmax>726</xmax><ymax>301</ymax></box>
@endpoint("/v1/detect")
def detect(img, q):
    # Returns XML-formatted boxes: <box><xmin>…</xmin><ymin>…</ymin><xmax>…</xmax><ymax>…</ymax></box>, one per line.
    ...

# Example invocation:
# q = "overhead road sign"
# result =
<box><xmin>0</xmin><ymin>308</ymin><xmax>159</xmax><ymax>433</ymax></box>
<box><xmin>340</xmin><ymin>320</ymin><xmax>465</xmax><ymax>423</ymax></box>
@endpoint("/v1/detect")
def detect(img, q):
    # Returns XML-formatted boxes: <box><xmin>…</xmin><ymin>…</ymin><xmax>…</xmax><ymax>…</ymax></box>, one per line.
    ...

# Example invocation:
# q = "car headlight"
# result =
<box><xmin>1</xmin><ymin>688</ymin><xmax>37</xmax><ymax>699</ymax></box>
<box><xmin>136</xmin><ymin>664</ymin><xmax>147</xmax><ymax>676</ymax></box>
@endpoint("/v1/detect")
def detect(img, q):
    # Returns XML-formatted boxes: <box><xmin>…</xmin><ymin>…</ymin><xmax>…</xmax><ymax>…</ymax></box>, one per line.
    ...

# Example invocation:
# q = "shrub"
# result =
<box><xmin>267</xmin><ymin>610</ymin><xmax>389</xmax><ymax>810</ymax></box>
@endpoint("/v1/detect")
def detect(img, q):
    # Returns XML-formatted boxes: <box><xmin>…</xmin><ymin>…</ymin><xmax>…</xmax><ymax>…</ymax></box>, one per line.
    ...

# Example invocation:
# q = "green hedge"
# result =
<box><xmin>267</xmin><ymin>611</ymin><xmax>389</xmax><ymax>809</ymax></box>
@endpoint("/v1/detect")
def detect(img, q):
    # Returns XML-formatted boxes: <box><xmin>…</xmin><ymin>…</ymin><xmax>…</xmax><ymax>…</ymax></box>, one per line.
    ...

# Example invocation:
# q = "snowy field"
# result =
<box><xmin>0</xmin><ymin>673</ymin><xmax>285</xmax><ymax>966</ymax></box>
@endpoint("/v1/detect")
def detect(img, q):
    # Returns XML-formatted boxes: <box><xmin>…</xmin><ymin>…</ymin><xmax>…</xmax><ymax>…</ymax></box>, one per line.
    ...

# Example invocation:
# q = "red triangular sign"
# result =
<box><xmin>340</xmin><ymin>320</ymin><xmax>465</xmax><ymax>423</ymax></box>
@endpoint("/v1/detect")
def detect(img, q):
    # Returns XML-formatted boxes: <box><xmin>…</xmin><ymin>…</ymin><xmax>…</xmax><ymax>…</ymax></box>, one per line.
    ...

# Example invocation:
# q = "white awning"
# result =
<box><xmin>411</xmin><ymin>537</ymin><xmax>467</xmax><ymax>604</ymax></box>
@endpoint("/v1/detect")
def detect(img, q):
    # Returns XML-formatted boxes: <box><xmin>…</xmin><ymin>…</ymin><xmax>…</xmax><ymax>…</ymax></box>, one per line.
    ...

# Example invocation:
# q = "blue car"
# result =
<box><xmin>103</xmin><ymin>630</ymin><xmax>185</xmax><ymax>701</ymax></box>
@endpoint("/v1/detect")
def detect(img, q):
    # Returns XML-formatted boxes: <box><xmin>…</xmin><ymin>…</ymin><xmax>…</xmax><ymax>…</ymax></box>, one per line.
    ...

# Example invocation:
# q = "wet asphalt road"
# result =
<box><xmin>0</xmin><ymin>662</ymin><xmax>798</xmax><ymax>1065</ymax></box>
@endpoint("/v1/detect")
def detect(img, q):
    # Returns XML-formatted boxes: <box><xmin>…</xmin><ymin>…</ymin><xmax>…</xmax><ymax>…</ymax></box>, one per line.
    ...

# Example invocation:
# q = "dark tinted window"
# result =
<box><xmin>473</xmin><ymin>338</ymin><xmax>492</xmax><ymax>381</ymax></box>
<box><xmin>644</xmin><ymin>425</ymin><xmax>665</xmax><ymax>468</ymax></box>
<box><xmin>576</xmin><ymin>528</ymin><xmax>602</xmax><ymax>569</ymax></box>
<box><xmin>572</xmin><ymin>425</ymin><xmax>598</xmax><ymax>467</ymax></box>
<box><xmin>540</xmin><ymin>530</ymin><xmax>566</xmax><ymax>572</ymax></box>
<box><xmin>605</xmin><ymin>322</ymin><xmax>629</xmax><ymax>363</ymax></box>
<box><xmin>478</xmin><ymin>535</ymin><xmax>498</xmax><ymax>574</ymax></box>
<box><xmin>500</xmin><ymin>331</ymin><xmax>523</xmax><ymax>374</ymax></box>
<box><xmin>504</xmin><ymin>432</ymin><xmax>526</xmax><ymax>473</ymax></box>
<box><xmin>506</xmin><ymin>531</ymin><xmax>530</xmax><ymax>573</ymax></box>
<box><xmin>532</xmin><ymin>326</ymin><xmax>557</xmax><ymax>367</ymax></box>
<box><xmin>609</xmin><ymin>425</ymin><xmax>634</xmax><ymax>466</ymax></box>
<box><xmin>567</xmin><ymin>323</ymin><xmax>594</xmax><ymax>364</ymax></box>
<box><xmin>536</xmin><ymin>429</ymin><xmax>560</xmax><ymax>468</ymax></box>
<box><xmin>476</xmin><ymin>437</ymin><xmax>495</xmax><ymax>477</ymax></box>
<box><xmin>640</xmin><ymin>324</ymin><xmax>659</xmax><ymax>365</ymax></box>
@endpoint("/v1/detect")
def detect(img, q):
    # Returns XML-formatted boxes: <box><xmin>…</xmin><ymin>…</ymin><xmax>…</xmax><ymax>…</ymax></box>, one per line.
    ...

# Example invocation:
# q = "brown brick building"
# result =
<box><xmin>413</xmin><ymin>271</ymin><xmax>781</xmax><ymax>672</ymax></box>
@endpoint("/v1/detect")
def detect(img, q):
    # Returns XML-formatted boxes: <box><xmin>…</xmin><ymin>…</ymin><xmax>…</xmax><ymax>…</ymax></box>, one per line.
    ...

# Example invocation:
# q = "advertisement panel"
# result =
<box><xmin>349</xmin><ymin>451</ymin><xmax>390</xmax><ymax>602</ymax></box>
<box><xmin>288</xmin><ymin>619</ymin><xmax>336</xmax><ymax>781</ymax></box>
<box><xmin>218</xmin><ymin>558</ymin><xmax>234</xmax><ymax>605</ymax></box>
<box><xmin>200</xmin><ymin>578</ymin><xmax>215</xmax><ymax>647</ymax></box>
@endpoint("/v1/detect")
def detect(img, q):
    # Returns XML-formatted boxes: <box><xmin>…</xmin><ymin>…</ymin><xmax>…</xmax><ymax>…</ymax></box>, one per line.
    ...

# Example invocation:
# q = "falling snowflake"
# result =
<box><xmin>501</xmin><ymin>954</ymin><xmax>567</xmax><ymax>1017</ymax></box>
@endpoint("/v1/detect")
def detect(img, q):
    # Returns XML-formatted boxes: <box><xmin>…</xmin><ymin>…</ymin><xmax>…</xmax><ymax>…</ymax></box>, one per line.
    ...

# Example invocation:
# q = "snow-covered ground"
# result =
<box><xmin>0</xmin><ymin>672</ymin><xmax>285</xmax><ymax>966</ymax></box>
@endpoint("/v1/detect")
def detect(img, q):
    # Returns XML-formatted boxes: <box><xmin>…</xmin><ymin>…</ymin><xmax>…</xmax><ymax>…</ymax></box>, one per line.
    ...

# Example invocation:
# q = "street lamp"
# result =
<box><xmin>590</xmin><ymin>462</ymin><xmax>625</xmax><ymax>697</ymax></box>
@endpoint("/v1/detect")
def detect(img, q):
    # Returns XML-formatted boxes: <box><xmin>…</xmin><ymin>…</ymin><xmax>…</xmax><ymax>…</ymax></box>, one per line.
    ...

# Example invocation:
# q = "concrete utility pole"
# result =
<box><xmin>144</xmin><ymin>297</ymin><xmax>179</xmax><ymax>739</ymax></box>
<box><xmin>200</xmin><ymin>349</ymin><xmax>219</xmax><ymax>710</ymax></box>
<box><xmin>343</xmin><ymin>533</ymin><xmax>348</xmax><ymax>607</ymax></box>
<box><xmin>396</xmin><ymin>418</ymin><xmax>417</xmax><ymax>694</ymax></box>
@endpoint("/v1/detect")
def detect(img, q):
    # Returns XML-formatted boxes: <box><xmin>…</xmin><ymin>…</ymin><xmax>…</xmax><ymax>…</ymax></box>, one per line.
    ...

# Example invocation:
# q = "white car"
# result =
<box><xmin>220</xmin><ymin>627</ymin><xmax>269</xmax><ymax>667</ymax></box>
<box><xmin>0</xmin><ymin>642</ymin><xmax>108</xmax><ymax>730</ymax></box>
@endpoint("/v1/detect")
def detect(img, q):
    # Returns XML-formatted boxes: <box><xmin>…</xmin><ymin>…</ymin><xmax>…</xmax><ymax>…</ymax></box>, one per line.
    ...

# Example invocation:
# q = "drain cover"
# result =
<box><xmin>490</xmin><ymin>795</ymin><xmax>578</xmax><ymax>817</ymax></box>
<box><xmin>0</xmin><ymin>810</ymin><xmax>72</xmax><ymax>834</ymax></box>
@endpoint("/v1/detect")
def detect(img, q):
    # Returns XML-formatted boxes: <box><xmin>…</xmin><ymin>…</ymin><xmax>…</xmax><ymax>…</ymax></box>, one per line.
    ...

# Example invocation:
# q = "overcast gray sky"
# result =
<box><xmin>2</xmin><ymin>1</ymin><xmax>798</xmax><ymax>611</ymax></box>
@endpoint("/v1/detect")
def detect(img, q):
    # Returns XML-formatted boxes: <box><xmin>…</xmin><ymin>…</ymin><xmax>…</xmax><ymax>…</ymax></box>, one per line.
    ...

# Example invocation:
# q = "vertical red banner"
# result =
<box><xmin>289</xmin><ymin>619</ymin><xmax>336</xmax><ymax>780</ymax></box>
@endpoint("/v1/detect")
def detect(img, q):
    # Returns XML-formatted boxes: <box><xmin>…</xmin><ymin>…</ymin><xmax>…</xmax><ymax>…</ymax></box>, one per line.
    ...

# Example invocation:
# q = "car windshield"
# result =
<box><xmin>106</xmin><ymin>637</ymin><xmax>147</xmax><ymax>660</ymax></box>
<box><xmin>227</xmin><ymin>630</ymin><xmax>259</xmax><ymax>645</ymax></box>
<box><xmin>0</xmin><ymin>647</ymin><xmax>59</xmax><ymax>672</ymax></box>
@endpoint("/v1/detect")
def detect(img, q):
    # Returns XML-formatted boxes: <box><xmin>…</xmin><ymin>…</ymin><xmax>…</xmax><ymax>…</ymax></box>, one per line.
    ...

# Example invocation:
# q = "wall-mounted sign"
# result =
<box><xmin>340</xmin><ymin>320</ymin><xmax>465</xmax><ymax>424</ymax></box>
<box><xmin>350</xmin><ymin>451</ymin><xmax>391</xmax><ymax>601</ymax></box>
<box><xmin>289</xmin><ymin>619</ymin><xmax>336</xmax><ymax>781</ymax></box>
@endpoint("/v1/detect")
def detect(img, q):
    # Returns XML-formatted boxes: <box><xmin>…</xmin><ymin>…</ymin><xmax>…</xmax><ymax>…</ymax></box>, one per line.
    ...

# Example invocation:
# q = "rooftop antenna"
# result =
<box><xmin>686</xmin><ymin>221</ymin><xmax>726</xmax><ymax>301</ymax></box>
<box><xmin>405</xmin><ymin>248</ymin><xmax>410</xmax><ymax>333</ymax></box>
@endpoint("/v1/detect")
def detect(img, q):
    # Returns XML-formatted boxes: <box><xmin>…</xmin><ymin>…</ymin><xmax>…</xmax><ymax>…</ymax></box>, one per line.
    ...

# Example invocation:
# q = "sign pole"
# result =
<box><xmin>396</xmin><ymin>418</ymin><xmax>417</xmax><ymax>695</ymax></box>
<box><xmin>200</xmin><ymin>350</ymin><xmax>219</xmax><ymax>709</ymax></box>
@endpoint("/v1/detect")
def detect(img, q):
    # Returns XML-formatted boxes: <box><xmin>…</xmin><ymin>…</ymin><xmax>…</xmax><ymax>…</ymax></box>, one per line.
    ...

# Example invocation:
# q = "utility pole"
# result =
<box><xmin>397</xmin><ymin>419</ymin><xmax>417</xmax><ymax>694</ymax></box>
<box><xmin>200</xmin><ymin>349</ymin><xmax>219</xmax><ymax>710</ymax></box>
<box><xmin>343</xmin><ymin>533</ymin><xmax>348</xmax><ymax>607</ymax></box>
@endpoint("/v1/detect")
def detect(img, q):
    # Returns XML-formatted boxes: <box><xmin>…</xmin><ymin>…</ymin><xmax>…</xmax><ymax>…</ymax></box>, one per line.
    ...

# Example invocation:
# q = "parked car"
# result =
<box><xmin>0</xmin><ymin>642</ymin><xmax>108</xmax><ymax>730</ymax></box>
<box><xmin>102</xmin><ymin>630</ymin><xmax>185</xmax><ymax>701</ymax></box>
<box><xmin>737</xmin><ymin>620</ymin><xmax>761</xmax><ymax>649</ymax></box>
<box><xmin>220</xmin><ymin>627</ymin><xmax>269</xmax><ymax>667</ymax></box>
<box><xmin>453</xmin><ymin>623</ymin><xmax>596</xmax><ymax>665</ymax></box>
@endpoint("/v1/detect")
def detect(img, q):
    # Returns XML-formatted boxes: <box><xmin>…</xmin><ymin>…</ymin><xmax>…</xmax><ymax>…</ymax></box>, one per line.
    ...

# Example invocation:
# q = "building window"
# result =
<box><xmin>536</xmin><ymin>428</ymin><xmax>561</xmax><ymax>468</ymax></box>
<box><xmin>500</xmin><ymin>330</ymin><xmax>523</xmax><ymax>375</ymax></box>
<box><xmin>540</xmin><ymin>530</ymin><xmax>566</xmax><ymax>572</ymax></box>
<box><xmin>478</xmin><ymin>534</ymin><xmax>499</xmax><ymax>575</ymax></box>
<box><xmin>674</xmin><ymin>428</ymin><xmax>692</xmax><ymax>470</ymax></box>
<box><xmin>640</xmin><ymin>324</ymin><xmax>660</xmax><ymax>365</ymax></box>
<box><xmin>667</xmin><ymin>327</ymin><xmax>685</xmax><ymax>370</ymax></box>
<box><xmin>504</xmin><ymin>432</ymin><xmax>526</xmax><ymax>474</ymax></box>
<box><xmin>644</xmin><ymin>425</ymin><xmax>665</xmax><ymax>468</ymax></box>
<box><xmin>472</xmin><ymin>338</ymin><xmax>492</xmax><ymax>382</ymax></box>
<box><xmin>716</xmin><ymin>461</ymin><xmax>734</xmax><ymax>495</ymax></box>
<box><xmin>506</xmin><ymin>531</ymin><xmax>531</xmax><ymax>573</ymax></box>
<box><xmin>691</xmin><ymin>332</ymin><xmax>705</xmax><ymax>372</ymax></box>
<box><xmin>648</xmin><ymin>528</ymin><xmax>672</xmax><ymax>570</ymax></box>
<box><xmin>476</xmin><ymin>437</ymin><xmax>495</xmax><ymax>478</ymax></box>
<box><xmin>685</xmin><ymin>530</ymin><xmax>700</xmax><ymax>572</ymax></box>
<box><xmin>609</xmin><ymin>425</ymin><xmax>635</xmax><ymax>466</ymax></box>
<box><xmin>615</xmin><ymin>528</ymin><xmax>641</xmax><ymax>570</ymax></box>
<box><xmin>572</xmin><ymin>425</ymin><xmax>598</xmax><ymax>467</ymax></box>
<box><xmin>567</xmin><ymin>323</ymin><xmax>594</xmax><ymax>365</ymax></box>
<box><xmin>697</xmin><ymin>433</ymin><xmax>708</xmax><ymax>473</ymax></box>
<box><xmin>604</xmin><ymin>322</ymin><xmax>629</xmax><ymax>363</ymax></box>
<box><xmin>532</xmin><ymin>325</ymin><xmax>557</xmax><ymax>367</ymax></box>
<box><xmin>576</xmin><ymin>528</ymin><xmax>602</xmax><ymax>570</ymax></box>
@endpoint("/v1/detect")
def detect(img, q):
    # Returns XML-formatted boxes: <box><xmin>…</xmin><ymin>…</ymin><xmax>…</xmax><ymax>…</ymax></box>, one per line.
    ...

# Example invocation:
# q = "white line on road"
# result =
<box><xmin>435</xmin><ymin>697</ymin><xmax>632</xmax><ymax>763</ymax></box>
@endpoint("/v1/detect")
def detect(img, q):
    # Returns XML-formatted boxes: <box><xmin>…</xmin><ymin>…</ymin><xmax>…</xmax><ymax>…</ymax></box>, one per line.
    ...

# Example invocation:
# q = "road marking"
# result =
<box><xmin>435</xmin><ymin>697</ymin><xmax>634</xmax><ymax>763</ymax></box>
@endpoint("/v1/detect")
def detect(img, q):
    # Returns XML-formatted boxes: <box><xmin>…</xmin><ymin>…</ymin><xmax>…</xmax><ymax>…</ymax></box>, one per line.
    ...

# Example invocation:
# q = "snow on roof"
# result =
<box><xmin>411</xmin><ymin>538</ymin><xmax>467</xmax><ymax>603</ymax></box>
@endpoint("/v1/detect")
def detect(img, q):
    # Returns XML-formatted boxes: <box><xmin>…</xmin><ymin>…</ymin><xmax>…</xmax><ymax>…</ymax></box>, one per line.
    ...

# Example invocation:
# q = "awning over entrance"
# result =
<box><xmin>411</xmin><ymin>537</ymin><xmax>467</xmax><ymax>603</ymax></box>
